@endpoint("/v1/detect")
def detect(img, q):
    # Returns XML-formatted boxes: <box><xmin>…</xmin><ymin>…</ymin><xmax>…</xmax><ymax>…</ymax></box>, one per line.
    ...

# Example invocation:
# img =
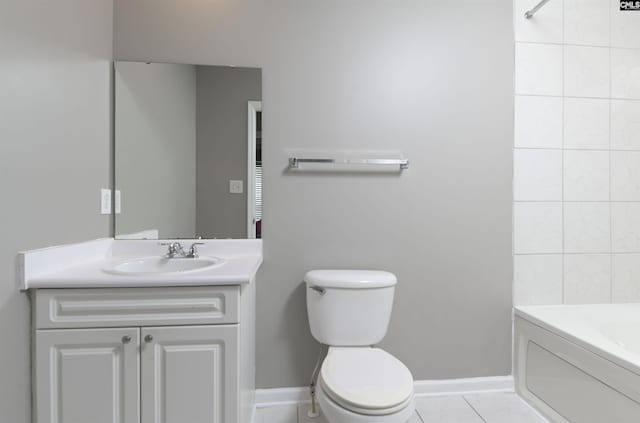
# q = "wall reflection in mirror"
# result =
<box><xmin>114</xmin><ymin>62</ymin><xmax>262</xmax><ymax>240</ymax></box>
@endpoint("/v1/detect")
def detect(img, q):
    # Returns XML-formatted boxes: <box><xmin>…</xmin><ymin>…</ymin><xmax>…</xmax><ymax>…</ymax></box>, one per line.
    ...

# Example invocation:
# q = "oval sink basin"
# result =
<box><xmin>104</xmin><ymin>256</ymin><xmax>224</xmax><ymax>275</ymax></box>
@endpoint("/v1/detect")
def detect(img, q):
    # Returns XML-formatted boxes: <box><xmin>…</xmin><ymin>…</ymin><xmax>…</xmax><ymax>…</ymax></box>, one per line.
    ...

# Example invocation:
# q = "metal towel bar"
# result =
<box><xmin>288</xmin><ymin>157</ymin><xmax>409</xmax><ymax>170</ymax></box>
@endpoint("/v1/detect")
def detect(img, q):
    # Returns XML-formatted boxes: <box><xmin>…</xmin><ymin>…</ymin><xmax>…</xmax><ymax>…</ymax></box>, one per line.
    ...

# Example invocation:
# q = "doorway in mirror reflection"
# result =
<box><xmin>114</xmin><ymin>62</ymin><xmax>263</xmax><ymax>240</ymax></box>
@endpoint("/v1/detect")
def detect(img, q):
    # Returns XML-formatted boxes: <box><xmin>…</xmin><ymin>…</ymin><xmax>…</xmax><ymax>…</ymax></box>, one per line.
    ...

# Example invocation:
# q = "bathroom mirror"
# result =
<box><xmin>114</xmin><ymin>61</ymin><xmax>262</xmax><ymax>240</ymax></box>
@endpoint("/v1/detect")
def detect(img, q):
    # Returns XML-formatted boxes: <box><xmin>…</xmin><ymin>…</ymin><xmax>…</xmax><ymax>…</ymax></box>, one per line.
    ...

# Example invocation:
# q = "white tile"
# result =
<box><xmin>564</xmin><ymin>46</ymin><xmax>610</xmax><ymax>98</ymax></box>
<box><xmin>612</xmin><ymin>0</ymin><xmax>640</xmax><ymax>48</ymax></box>
<box><xmin>514</xmin><ymin>149</ymin><xmax>562</xmax><ymax>201</ymax></box>
<box><xmin>563</xmin><ymin>97</ymin><xmax>610</xmax><ymax>150</ymax></box>
<box><xmin>612</xmin><ymin>254</ymin><xmax>640</xmax><ymax>302</ymax></box>
<box><xmin>564</xmin><ymin>203</ymin><xmax>610</xmax><ymax>253</ymax></box>
<box><xmin>612</xmin><ymin>48</ymin><xmax>640</xmax><ymax>100</ymax></box>
<box><xmin>564</xmin><ymin>254</ymin><xmax>611</xmax><ymax>304</ymax></box>
<box><xmin>564</xmin><ymin>150</ymin><xmax>609</xmax><ymax>201</ymax></box>
<box><xmin>515</xmin><ymin>0</ymin><xmax>563</xmax><ymax>43</ymax></box>
<box><xmin>255</xmin><ymin>404</ymin><xmax>298</xmax><ymax>423</ymax></box>
<box><xmin>415</xmin><ymin>396</ymin><xmax>482</xmax><ymax>423</ymax></box>
<box><xmin>516</xmin><ymin>43</ymin><xmax>563</xmax><ymax>96</ymax></box>
<box><xmin>611</xmin><ymin>100</ymin><xmax>640</xmax><ymax>150</ymax></box>
<box><xmin>514</xmin><ymin>203</ymin><xmax>563</xmax><ymax>254</ymax></box>
<box><xmin>612</xmin><ymin>203</ymin><xmax>640</xmax><ymax>252</ymax></box>
<box><xmin>564</xmin><ymin>0</ymin><xmax>610</xmax><ymax>46</ymax></box>
<box><xmin>514</xmin><ymin>254</ymin><xmax>564</xmax><ymax>305</ymax></box>
<box><xmin>515</xmin><ymin>96</ymin><xmax>563</xmax><ymax>149</ymax></box>
<box><xmin>612</xmin><ymin>151</ymin><xmax>640</xmax><ymax>200</ymax></box>
<box><xmin>297</xmin><ymin>404</ymin><xmax>329</xmax><ymax>423</ymax></box>
<box><xmin>464</xmin><ymin>393</ymin><xmax>547</xmax><ymax>423</ymax></box>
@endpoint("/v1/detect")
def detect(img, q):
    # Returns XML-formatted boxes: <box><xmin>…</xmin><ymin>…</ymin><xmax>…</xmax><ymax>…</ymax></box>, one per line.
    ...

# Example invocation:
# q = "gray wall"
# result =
<box><xmin>196</xmin><ymin>66</ymin><xmax>262</xmax><ymax>239</ymax></box>
<box><xmin>0</xmin><ymin>0</ymin><xmax>113</xmax><ymax>420</ymax></box>
<box><xmin>115</xmin><ymin>61</ymin><xmax>197</xmax><ymax>238</ymax></box>
<box><xmin>115</xmin><ymin>0</ymin><xmax>514</xmax><ymax>388</ymax></box>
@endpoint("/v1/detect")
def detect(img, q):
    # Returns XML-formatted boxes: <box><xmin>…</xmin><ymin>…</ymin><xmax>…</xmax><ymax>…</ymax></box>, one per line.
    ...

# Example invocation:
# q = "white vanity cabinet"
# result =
<box><xmin>35</xmin><ymin>327</ymin><xmax>141</xmax><ymax>423</ymax></box>
<box><xmin>31</xmin><ymin>285</ymin><xmax>255</xmax><ymax>423</ymax></box>
<box><xmin>140</xmin><ymin>325</ymin><xmax>238</xmax><ymax>423</ymax></box>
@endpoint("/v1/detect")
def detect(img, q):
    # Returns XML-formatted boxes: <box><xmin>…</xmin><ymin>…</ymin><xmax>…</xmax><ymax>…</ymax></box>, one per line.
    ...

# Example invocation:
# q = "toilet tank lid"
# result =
<box><xmin>304</xmin><ymin>270</ymin><xmax>397</xmax><ymax>289</ymax></box>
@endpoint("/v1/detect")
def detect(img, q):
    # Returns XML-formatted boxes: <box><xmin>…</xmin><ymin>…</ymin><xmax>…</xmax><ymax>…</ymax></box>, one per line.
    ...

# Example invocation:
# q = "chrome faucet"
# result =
<box><xmin>187</xmin><ymin>242</ymin><xmax>205</xmax><ymax>258</ymax></box>
<box><xmin>159</xmin><ymin>242</ymin><xmax>185</xmax><ymax>258</ymax></box>
<box><xmin>159</xmin><ymin>242</ymin><xmax>204</xmax><ymax>259</ymax></box>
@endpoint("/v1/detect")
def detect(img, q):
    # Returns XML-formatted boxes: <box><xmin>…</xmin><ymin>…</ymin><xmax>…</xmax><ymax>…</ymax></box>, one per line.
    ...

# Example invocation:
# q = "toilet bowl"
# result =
<box><xmin>305</xmin><ymin>270</ymin><xmax>415</xmax><ymax>423</ymax></box>
<box><xmin>317</xmin><ymin>347</ymin><xmax>415</xmax><ymax>423</ymax></box>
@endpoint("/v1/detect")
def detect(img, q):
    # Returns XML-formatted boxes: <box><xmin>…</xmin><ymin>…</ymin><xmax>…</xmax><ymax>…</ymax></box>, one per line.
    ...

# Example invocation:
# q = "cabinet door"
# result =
<box><xmin>35</xmin><ymin>328</ymin><xmax>140</xmax><ymax>423</ymax></box>
<box><xmin>141</xmin><ymin>325</ymin><xmax>238</xmax><ymax>423</ymax></box>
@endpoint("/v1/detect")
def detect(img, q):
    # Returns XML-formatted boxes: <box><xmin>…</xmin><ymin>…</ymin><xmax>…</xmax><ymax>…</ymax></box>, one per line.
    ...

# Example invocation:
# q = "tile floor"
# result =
<box><xmin>254</xmin><ymin>392</ymin><xmax>548</xmax><ymax>423</ymax></box>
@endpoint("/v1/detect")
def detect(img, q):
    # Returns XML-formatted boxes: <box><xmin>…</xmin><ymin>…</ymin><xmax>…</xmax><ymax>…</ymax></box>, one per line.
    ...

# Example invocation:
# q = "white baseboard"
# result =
<box><xmin>255</xmin><ymin>387</ymin><xmax>310</xmax><ymax>407</ymax></box>
<box><xmin>413</xmin><ymin>375</ymin><xmax>514</xmax><ymax>397</ymax></box>
<box><xmin>255</xmin><ymin>375</ymin><xmax>514</xmax><ymax>408</ymax></box>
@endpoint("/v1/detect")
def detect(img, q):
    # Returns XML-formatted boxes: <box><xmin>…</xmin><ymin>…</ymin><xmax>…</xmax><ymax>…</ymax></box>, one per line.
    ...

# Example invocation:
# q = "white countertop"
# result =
<box><xmin>19</xmin><ymin>238</ymin><xmax>263</xmax><ymax>290</ymax></box>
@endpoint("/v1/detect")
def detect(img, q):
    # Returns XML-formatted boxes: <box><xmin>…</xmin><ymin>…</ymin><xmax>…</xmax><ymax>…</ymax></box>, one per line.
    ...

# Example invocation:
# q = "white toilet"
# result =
<box><xmin>305</xmin><ymin>269</ymin><xmax>415</xmax><ymax>423</ymax></box>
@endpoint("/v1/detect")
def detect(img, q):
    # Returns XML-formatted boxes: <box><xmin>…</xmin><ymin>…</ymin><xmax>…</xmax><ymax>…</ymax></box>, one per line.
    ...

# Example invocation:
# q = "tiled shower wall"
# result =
<box><xmin>513</xmin><ymin>0</ymin><xmax>640</xmax><ymax>305</ymax></box>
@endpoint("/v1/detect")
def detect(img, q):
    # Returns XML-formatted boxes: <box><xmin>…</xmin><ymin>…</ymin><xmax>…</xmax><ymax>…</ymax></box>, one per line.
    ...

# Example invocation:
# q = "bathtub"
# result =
<box><xmin>515</xmin><ymin>304</ymin><xmax>640</xmax><ymax>422</ymax></box>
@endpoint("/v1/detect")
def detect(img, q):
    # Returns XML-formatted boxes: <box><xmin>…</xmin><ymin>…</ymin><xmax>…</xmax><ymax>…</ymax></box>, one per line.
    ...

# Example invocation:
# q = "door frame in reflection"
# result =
<box><xmin>247</xmin><ymin>101</ymin><xmax>262</xmax><ymax>239</ymax></box>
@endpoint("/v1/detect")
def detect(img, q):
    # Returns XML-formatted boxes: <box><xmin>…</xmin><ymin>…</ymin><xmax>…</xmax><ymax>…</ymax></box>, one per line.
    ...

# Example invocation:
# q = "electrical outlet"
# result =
<box><xmin>229</xmin><ymin>180</ymin><xmax>243</xmax><ymax>194</ymax></box>
<box><xmin>115</xmin><ymin>190</ymin><xmax>122</xmax><ymax>214</ymax></box>
<box><xmin>101</xmin><ymin>189</ymin><xmax>112</xmax><ymax>214</ymax></box>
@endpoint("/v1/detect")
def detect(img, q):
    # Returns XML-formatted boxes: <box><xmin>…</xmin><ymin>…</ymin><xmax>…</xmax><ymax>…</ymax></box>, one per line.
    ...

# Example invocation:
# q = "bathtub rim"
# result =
<box><xmin>514</xmin><ymin>313</ymin><xmax>640</xmax><ymax>423</ymax></box>
<box><xmin>515</xmin><ymin>304</ymin><xmax>640</xmax><ymax>378</ymax></box>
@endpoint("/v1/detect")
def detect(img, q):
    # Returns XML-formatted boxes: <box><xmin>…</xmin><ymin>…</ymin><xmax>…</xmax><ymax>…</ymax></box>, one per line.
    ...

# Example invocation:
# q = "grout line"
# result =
<box><xmin>413</xmin><ymin>409</ymin><xmax>425</xmax><ymax>423</ymax></box>
<box><xmin>514</xmin><ymin>93</ymin><xmax>640</xmax><ymax>101</ymax></box>
<box><xmin>462</xmin><ymin>396</ymin><xmax>488</xmax><ymax>423</ymax></box>
<box><xmin>514</xmin><ymin>200</ymin><xmax>640</xmax><ymax>203</ymax></box>
<box><xmin>512</xmin><ymin>21</ymin><xmax>517</xmax><ymax>308</ymax></box>
<box><xmin>515</xmin><ymin>252</ymin><xmax>616</xmax><ymax>255</ymax></box>
<box><xmin>512</xmin><ymin>14</ymin><xmax>517</xmax><ymax>308</ymax></box>
<box><xmin>514</xmin><ymin>252</ymin><xmax>640</xmax><ymax>256</ymax></box>
<box><xmin>609</xmin><ymin>0</ymin><xmax>614</xmax><ymax>304</ymax></box>
<box><xmin>560</xmin><ymin>3</ymin><xmax>566</xmax><ymax>303</ymax></box>
<box><xmin>514</xmin><ymin>147</ymin><xmax>640</xmax><ymax>152</ymax></box>
<box><xmin>515</xmin><ymin>40</ymin><xmax>640</xmax><ymax>51</ymax></box>
<box><xmin>515</xmin><ymin>200</ymin><xmax>640</xmax><ymax>203</ymax></box>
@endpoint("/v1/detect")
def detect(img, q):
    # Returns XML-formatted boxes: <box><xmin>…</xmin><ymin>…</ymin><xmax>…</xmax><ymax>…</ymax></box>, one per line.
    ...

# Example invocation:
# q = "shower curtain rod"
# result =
<box><xmin>524</xmin><ymin>0</ymin><xmax>552</xmax><ymax>19</ymax></box>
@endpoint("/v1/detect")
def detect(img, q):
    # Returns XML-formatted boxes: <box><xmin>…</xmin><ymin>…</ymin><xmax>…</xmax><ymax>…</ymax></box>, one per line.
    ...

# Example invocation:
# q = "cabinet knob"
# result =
<box><xmin>121</xmin><ymin>335</ymin><xmax>132</xmax><ymax>344</ymax></box>
<box><xmin>144</xmin><ymin>334</ymin><xmax>154</xmax><ymax>343</ymax></box>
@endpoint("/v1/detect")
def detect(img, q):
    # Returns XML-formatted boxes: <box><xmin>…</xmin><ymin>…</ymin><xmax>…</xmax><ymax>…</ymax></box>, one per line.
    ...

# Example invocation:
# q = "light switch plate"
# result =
<box><xmin>229</xmin><ymin>180</ymin><xmax>243</xmax><ymax>194</ymax></box>
<box><xmin>115</xmin><ymin>190</ymin><xmax>121</xmax><ymax>214</ymax></box>
<box><xmin>100</xmin><ymin>189</ymin><xmax>111</xmax><ymax>214</ymax></box>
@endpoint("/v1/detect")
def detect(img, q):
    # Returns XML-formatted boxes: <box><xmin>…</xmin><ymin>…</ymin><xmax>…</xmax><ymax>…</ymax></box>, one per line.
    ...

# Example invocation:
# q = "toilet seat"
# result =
<box><xmin>320</xmin><ymin>347</ymin><xmax>414</xmax><ymax>416</ymax></box>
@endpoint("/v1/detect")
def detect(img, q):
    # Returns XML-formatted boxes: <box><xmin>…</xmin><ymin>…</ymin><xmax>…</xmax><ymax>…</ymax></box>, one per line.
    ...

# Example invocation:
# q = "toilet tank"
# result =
<box><xmin>305</xmin><ymin>269</ymin><xmax>397</xmax><ymax>346</ymax></box>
